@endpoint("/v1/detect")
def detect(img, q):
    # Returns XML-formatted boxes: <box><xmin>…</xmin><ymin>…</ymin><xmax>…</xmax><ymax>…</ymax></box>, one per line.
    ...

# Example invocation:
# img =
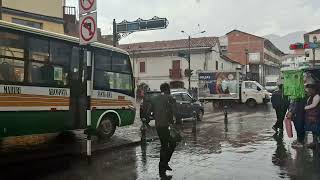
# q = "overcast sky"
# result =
<box><xmin>67</xmin><ymin>0</ymin><xmax>320</xmax><ymax>44</ymax></box>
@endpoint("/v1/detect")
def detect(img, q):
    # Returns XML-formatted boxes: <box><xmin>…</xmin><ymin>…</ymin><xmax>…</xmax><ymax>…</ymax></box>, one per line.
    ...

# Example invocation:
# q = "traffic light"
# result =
<box><xmin>184</xmin><ymin>69</ymin><xmax>193</xmax><ymax>77</ymax></box>
<box><xmin>178</xmin><ymin>52</ymin><xmax>190</xmax><ymax>60</ymax></box>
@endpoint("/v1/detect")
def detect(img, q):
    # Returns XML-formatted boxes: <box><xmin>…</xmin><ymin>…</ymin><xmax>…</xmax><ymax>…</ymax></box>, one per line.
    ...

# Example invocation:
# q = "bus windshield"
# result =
<box><xmin>94</xmin><ymin>51</ymin><xmax>133</xmax><ymax>95</ymax></box>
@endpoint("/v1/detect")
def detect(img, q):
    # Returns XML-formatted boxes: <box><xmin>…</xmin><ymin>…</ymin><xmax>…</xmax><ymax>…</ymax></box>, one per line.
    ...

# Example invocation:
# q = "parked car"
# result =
<box><xmin>140</xmin><ymin>90</ymin><xmax>204</xmax><ymax>124</ymax></box>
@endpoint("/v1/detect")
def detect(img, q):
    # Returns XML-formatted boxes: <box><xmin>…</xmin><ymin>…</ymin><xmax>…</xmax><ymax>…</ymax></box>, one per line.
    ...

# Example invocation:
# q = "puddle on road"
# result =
<box><xmin>1</xmin><ymin>105</ymin><xmax>320</xmax><ymax>180</ymax></box>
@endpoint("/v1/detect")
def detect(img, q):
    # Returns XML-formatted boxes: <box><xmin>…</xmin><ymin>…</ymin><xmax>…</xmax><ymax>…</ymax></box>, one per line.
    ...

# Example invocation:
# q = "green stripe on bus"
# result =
<box><xmin>0</xmin><ymin>109</ymin><xmax>136</xmax><ymax>138</ymax></box>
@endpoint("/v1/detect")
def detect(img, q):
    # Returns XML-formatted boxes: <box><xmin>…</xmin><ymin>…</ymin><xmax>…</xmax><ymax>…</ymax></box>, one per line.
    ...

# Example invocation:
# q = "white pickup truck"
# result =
<box><xmin>198</xmin><ymin>71</ymin><xmax>271</xmax><ymax>107</ymax></box>
<box><xmin>265</xmin><ymin>75</ymin><xmax>279</xmax><ymax>93</ymax></box>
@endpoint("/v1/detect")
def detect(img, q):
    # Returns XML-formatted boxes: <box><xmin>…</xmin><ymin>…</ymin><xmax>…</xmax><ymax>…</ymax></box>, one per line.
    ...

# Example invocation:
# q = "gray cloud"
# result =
<box><xmin>68</xmin><ymin>0</ymin><xmax>320</xmax><ymax>43</ymax></box>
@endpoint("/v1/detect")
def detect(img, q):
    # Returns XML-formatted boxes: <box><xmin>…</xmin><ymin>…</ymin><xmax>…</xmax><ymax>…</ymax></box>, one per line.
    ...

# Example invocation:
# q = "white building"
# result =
<box><xmin>281</xmin><ymin>54</ymin><xmax>308</xmax><ymax>71</ymax></box>
<box><xmin>120</xmin><ymin>37</ymin><xmax>240</xmax><ymax>90</ymax></box>
<box><xmin>304</xmin><ymin>29</ymin><xmax>320</xmax><ymax>66</ymax></box>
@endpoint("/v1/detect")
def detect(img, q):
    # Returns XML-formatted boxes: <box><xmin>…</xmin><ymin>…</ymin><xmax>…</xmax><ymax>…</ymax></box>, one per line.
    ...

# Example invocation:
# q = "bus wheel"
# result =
<box><xmin>97</xmin><ymin>117</ymin><xmax>116</xmax><ymax>139</ymax></box>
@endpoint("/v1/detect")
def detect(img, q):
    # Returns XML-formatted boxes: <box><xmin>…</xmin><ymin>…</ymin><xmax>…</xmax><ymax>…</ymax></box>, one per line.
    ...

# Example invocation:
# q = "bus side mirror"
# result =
<box><xmin>257</xmin><ymin>86</ymin><xmax>261</xmax><ymax>91</ymax></box>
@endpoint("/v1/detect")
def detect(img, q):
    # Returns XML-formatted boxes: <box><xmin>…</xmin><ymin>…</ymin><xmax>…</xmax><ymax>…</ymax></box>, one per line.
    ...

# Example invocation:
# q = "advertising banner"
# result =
<box><xmin>198</xmin><ymin>72</ymin><xmax>239</xmax><ymax>99</ymax></box>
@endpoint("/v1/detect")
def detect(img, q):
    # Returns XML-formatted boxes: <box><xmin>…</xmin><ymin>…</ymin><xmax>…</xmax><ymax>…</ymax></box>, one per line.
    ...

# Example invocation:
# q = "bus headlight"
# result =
<box><xmin>128</xmin><ymin>105</ymin><xmax>136</xmax><ymax>111</ymax></box>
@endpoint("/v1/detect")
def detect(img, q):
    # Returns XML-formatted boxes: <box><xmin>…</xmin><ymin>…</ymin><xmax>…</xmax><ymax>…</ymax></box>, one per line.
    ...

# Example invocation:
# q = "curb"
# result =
<box><xmin>0</xmin><ymin>134</ymin><xmax>159</xmax><ymax>165</ymax></box>
<box><xmin>80</xmin><ymin>136</ymin><xmax>159</xmax><ymax>155</ymax></box>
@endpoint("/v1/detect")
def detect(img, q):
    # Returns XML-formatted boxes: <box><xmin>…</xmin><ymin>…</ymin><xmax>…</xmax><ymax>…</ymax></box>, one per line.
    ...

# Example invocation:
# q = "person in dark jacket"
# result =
<box><xmin>271</xmin><ymin>84</ymin><xmax>290</xmax><ymax>132</ymax></box>
<box><xmin>152</xmin><ymin>83</ymin><xmax>176</xmax><ymax>178</ymax></box>
<box><xmin>287</xmin><ymin>97</ymin><xmax>307</xmax><ymax>148</ymax></box>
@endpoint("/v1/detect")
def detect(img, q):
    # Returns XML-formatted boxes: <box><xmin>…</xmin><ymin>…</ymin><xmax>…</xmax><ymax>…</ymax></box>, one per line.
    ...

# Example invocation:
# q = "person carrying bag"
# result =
<box><xmin>151</xmin><ymin>83</ymin><xmax>178</xmax><ymax>178</ymax></box>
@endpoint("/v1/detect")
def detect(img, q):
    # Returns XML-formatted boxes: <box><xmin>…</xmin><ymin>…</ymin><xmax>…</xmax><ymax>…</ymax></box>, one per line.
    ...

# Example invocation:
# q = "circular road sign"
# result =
<box><xmin>80</xmin><ymin>0</ymin><xmax>95</xmax><ymax>11</ymax></box>
<box><xmin>80</xmin><ymin>16</ymin><xmax>96</xmax><ymax>42</ymax></box>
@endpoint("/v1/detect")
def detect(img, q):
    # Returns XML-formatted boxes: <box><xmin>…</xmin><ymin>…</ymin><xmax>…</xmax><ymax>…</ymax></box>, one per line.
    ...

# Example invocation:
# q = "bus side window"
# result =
<box><xmin>50</xmin><ymin>40</ymin><xmax>71</xmax><ymax>86</ymax></box>
<box><xmin>40</xmin><ymin>64</ymin><xmax>54</xmax><ymax>82</ymax></box>
<box><xmin>0</xmin><ymin>30</ymin><xmax>25</xmax><ymax>82</ymax></box>
<box><xmin>0</xmin><ymin>62</ymin><xmax>20</xmax><ymax>82</ymax></box>
<box><xmin>94</xmin><ymin>51</ymin><xmax>111</xmax><ymax>90</ymax></box>
<box><xmin>0</xmin><ymin>62</ymin><xmax>12</xmax><ymax>80</ymax></box>
<box><xmin>31</xmin><ymin>65</ymin><xmax>41</xmax><ymax>83</ymax></box>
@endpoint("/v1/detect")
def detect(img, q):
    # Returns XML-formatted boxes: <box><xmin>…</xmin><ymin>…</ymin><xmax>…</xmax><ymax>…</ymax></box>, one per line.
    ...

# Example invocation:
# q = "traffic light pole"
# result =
<box><xmin>245</xmin><ymin>49</ymin><xmax>248</xmax><ymax>80</ymax></box>
<box><xmin>113</xmin><ymin>19</ymin><xmax>117</xmax><ymax>47</ymax></box>
<box><xmin>188</xmin><ymin>35</ymin><xmax>191</xmax><ymax>90</ymax></box>
<box><xmin>312</xmin><ymin>48</ymin><xmax>316</xmax><ymax>68</ymax></box>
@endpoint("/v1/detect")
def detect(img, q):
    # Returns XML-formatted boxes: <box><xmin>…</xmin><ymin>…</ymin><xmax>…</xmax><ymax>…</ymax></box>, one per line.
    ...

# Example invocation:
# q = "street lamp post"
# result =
<box><xmin>0</xmin><ymin>0</ymin><xmax>3</xmax><ymax>20</ymax></box>
<box><xmin>188</xmin><ymin>35</ymin><xmax>191</xmax><ymax>91</ymax></box>
<box><xmin>245</xmin><ymin>49</ymin><xmax>249</xmax><ymax>80</ymax></box>
<box><xmin>181</xmin><ymin>30</ymin><xmax>206</xmax><ymax>90</ymax></box>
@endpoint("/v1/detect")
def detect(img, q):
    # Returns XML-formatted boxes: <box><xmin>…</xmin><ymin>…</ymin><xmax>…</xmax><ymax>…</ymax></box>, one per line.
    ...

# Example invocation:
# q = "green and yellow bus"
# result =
<box><xmin>0</xmin><ymin>20</ymin><xmax>136</xmax><ymax>140</ymax></box>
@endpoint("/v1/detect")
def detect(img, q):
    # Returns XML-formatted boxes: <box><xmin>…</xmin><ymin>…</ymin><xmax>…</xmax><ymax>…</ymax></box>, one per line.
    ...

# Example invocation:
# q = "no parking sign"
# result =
<box><xmin>79</xmin><ymin>0</ymin><xmax>97</xmax><ymax>45</ymax></box>
<box><xmin>79</xmin><ymin>0</ymin><xmax>97</xmax><ymax>14</ymax></box>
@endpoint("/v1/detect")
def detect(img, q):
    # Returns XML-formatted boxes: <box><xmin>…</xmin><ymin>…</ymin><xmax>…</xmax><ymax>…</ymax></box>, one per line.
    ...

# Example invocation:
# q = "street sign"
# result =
<box><xmin>79</xmin><ymin>0</ymin><xmax>97</xmax><ymax>15</ymax></box>
<box><xmin>290</xmin><ymin>42</ymin><xmax>319</xmax><ymax>50</ymax></box>
<box><xmin>116</xmin><ymin>17</ymin><xmax>169</xmax><ymax>33</ymax></box>
<box><xmin>79</xmin><ymin>12</ymin><xmax>97</xmax><ymax>45</ymax></box>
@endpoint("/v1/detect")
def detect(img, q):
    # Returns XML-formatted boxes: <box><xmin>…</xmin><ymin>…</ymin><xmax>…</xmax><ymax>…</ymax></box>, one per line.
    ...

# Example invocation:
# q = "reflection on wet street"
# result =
<box><xmin>1</xmin><ymin>104</ymin><xmax>320</xmax><ymax>180</ymax></box>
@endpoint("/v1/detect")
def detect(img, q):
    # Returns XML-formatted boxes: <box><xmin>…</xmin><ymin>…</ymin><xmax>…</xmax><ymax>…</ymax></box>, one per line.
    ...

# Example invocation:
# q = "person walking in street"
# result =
<box><xmin>151</xmin><ymin>83</ymin><xmax>176</xmax><ymax>178</ymax></box>
<box><xmin>282</xmin><ymin>70</ymin><xmax>306</xmax><ymax>148</ymax></box>
<box><xmin>304</xmin><ymin>83</ymin><xmax>320</xmax><ymax>149</ymax></box>
<box><xmin>287</xmin><ymin>98</ymin><xmax>307</xmax><ymax>148</ymax></box>
<box><xmin>271</xmin><ymin>83</ymin><xmax>290</xmax><ymax>133</ymax></box>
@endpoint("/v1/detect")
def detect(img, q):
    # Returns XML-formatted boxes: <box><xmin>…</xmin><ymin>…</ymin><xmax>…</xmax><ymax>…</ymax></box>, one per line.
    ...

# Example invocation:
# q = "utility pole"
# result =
<box><xmin>312</xmin><ymin>36</ymin><xmax>317</xmax><ymax>68</ymax></box>
<box><xmin>113</xmin><ymin>19</ymin><xmax>117</xmax><ymax>47</ymax></box>
<box><xmin>0</xmin><ymin>0</ymin><xmax>3</xmax><ymax>20</ymax></box>
<box><xmin>181</xmin><ymin>29</ymin><xmax>206</xmax><ymax>90</ymax></box>
<box><xmin>188</xmin><ymin>35</ymin><xmax>191</xmax><ymax>90</ymax></box>
<box><xmin>245</xmin><ymin>49</ymin><xmax>249</xmax><ymax>80</ymax></box>
<box><xmin>312</xmin><ymin>48</ymin><xmax>316</xmax><ymax>68</ymax></box>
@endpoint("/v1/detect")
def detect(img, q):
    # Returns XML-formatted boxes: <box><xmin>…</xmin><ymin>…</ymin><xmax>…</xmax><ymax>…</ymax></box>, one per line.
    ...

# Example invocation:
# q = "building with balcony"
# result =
<box><xmin>281</xmin><ymin>54</ymin><xmax>308</xmax><ymax>71</ymax></box>
<box><xmin>1</xmin><ymin>0</ymin><xmax>65</xmax><ymax>34</ymax></box>
<box><xmin>224</xmin><ymin>30</ymin><xmax>285</xmax><ymax>85</ymax></box>
<box><xmin>120</xmin><ymin>37</ymin><xmax>240</xmax><ymax>90</ymax></box>
<box><xmin>304</xmin><ymin>29</ymin><xmax>320</xmax><ymax>67</ymax></box>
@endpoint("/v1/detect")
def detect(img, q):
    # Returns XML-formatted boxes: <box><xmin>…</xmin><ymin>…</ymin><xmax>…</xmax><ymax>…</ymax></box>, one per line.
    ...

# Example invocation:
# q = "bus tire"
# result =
<box><xmin>246</xmin><ymin>99</ymin><xmax>257</xmax><ymax>108</ymax></box>
<box><xmin>97</xmin><ymin>116</ymin><xmax>117</xmax><ymax>139</ymax></box>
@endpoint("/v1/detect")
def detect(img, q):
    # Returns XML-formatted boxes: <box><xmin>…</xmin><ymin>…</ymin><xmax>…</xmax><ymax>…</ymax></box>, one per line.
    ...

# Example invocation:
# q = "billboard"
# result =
<box><xmin>198</xmin><ymin>72</ymin><xmax>239</xmax><ymax>100</ymax></box>
<box><xmin>249</xmin><ymin>52</ymin><xmax>261</xmax><ymax>64</ymax></box>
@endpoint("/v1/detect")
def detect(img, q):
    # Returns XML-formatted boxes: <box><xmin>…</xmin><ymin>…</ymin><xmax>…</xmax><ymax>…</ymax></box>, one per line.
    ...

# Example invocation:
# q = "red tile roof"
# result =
<box><xmin>226</xmin><ymin>29</ymin><xmax>264</xmax><ymax>40</ymax></box>
<box><xmin>220</xmin><ymin>55</ymin><xmax>241</xmax><ymax>64</ymax></box>
<box><xmin>119</xmin><ymin>37</ymin><xmax>218</xmax><ymax>52</ymax></box>
<box><xmin>305</xmin><ymin>29</ymin><xmax>320</xmax><ymax>35</ymax></box>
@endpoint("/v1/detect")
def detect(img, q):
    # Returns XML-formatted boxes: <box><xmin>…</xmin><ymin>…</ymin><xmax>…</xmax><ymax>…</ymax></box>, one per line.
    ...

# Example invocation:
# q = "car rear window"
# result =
<box><xmin>145</xmin><ymin>92</ymin><xmax>161</xmax><ymax>98</ymax></box>
<box><xmin>266</xmin><ymin>82</ymin><xmax>277</xmax><ymax>86</ymax></box>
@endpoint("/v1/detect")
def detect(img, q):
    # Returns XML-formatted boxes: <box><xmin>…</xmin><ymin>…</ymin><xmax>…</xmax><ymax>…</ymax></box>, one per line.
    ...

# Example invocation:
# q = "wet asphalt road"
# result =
<box><xmin>1</xmin><ymin>104</ymin><xmax>320</xmax><ymax>180</ymax></box>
